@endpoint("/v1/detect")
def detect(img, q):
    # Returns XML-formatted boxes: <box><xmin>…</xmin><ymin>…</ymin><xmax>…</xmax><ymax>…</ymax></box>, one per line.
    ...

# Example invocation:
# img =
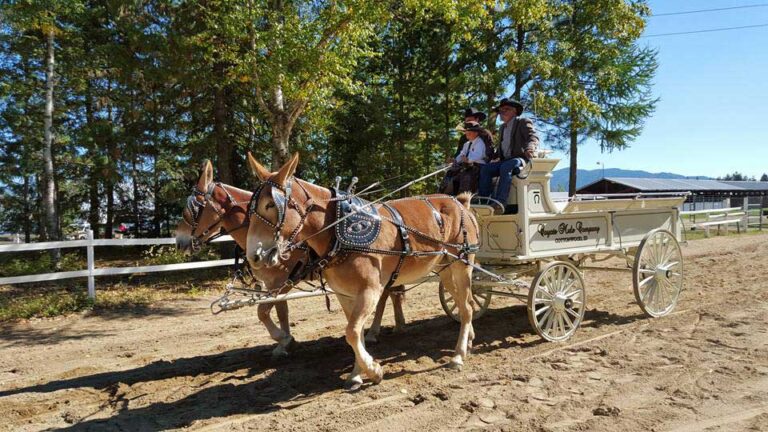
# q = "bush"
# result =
<box><xmin>0</xmin><ymin>290</ymin><xmax>93</xmax><ymax>320</ymax></box>
<box><xmin>58</xmin><ymin>252</ymin><xmax>86</xmax><ymax>272</ymax></box>
<box><xmin>142</xmin><ymin>245</ymin><xmax>188</xmax><ymax>265</ymax></box>
<box><xmin>0</xmin><ymin>253</ymin><xmax>53</xmax><ymax>277</ymax></box>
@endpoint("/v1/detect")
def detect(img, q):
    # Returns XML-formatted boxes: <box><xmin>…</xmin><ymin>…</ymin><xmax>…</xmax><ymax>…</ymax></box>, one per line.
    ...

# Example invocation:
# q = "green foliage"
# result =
<box><xmin>0</xmin><ymin>0</ymin><xmax>658</xmax><ymax>236</ymax></box>
<box><xmin>0</xmin><ymin>290</ymin><xmax>93</xmax><ymax>321</ymax></box>
<box><xmin>0</xmin><ymin>254</ymin><xmax>53</xmax><ymax>277</ymax></box>
<box><xmin>141</xmin><ymin>245</ymin><xmax>189</xmax><ymax>266</ymax></box>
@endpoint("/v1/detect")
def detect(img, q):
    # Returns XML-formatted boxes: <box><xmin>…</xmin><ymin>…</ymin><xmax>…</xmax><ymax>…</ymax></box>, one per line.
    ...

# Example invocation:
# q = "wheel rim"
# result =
<box><xmin>528</xmin><ymin>262</ymin><xmax>585</xmax><ymax>342</ymax></box>
<box><xmin>634</xmin><ymin>229</ymin><xmax>683</xmax><ymax>317</ymax></box>
<box><xmin>439</xmin><ymin>283</ymin><xmax>492</xmax><ymax>322</ymax></box>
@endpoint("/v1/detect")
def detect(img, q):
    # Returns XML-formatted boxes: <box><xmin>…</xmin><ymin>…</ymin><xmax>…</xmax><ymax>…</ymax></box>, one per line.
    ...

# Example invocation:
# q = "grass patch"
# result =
<box><xmin>683</xmin><ymin>227</ymin><xmax>767</xmax><ymax>241</ymax></box>
<box><xmin>0</xmin><ymin>267</ymin><xmax>229</xmax><ymax>322</ymax></box>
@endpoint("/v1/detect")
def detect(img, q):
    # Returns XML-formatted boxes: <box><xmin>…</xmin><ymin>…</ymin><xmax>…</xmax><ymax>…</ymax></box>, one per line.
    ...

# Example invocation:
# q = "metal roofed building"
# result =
<box><xmin>576</xmin><ymin>178</ymin><xmax>768</xmax><ymax>211</ymax></box>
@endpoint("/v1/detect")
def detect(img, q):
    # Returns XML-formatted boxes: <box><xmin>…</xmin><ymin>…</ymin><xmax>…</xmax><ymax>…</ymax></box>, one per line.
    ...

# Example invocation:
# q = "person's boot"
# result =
<box><xmin>504</xmin><ymin>204</ymin><xmax>518</xmax><ymax>215</ymax></box>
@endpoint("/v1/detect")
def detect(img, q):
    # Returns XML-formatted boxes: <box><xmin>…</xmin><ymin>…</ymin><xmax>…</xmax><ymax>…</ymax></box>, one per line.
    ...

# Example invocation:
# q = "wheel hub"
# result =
<box><xmin>553</xmin><ymin>293</ymin><xmax>569</xmax><ymax>312</ymax></box>
<box><xmin>654</xmin><ymin>266</ymin><xmax>669</xmax><ymax>282</ymax></box>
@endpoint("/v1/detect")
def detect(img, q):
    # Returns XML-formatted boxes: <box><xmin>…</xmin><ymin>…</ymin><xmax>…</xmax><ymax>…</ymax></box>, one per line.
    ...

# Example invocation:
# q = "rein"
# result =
<box><xmin>182</xmin><ymin>182</ymin><xmax>249</xmax><ymax>248</ymax></box>
<box><xmin>245</xmin><ymin>166</ymin><xmax>481</xmax><ymax>289</ymax></box>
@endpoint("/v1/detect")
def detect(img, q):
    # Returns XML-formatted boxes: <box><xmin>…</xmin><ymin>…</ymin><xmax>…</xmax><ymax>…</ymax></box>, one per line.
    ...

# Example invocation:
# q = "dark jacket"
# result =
<box><xmin>492</xmin><ymin>117</ymin><xmax>539</xmax><ymax>161</ymax></box>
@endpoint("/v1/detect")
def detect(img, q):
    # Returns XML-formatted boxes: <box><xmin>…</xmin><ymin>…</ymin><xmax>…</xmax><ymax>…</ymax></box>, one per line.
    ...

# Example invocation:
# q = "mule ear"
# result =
<box><xmin>247</xmin><ymin>152</ymin><xmax>271</xmax><ymax>182</ymax></box>
<box><xmin>273</xmin><ymin>152</ymin><xmax>299</xmax><ymax>186</ymax></box>
<box><xmin>197</xmin><ymin>159</ymin><xmax>213</xmax><ymax>191</ymax></box>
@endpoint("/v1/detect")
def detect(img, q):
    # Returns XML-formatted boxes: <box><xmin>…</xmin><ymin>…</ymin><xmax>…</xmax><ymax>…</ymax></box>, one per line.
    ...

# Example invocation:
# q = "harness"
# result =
<box><xmin>246</xmin><ymin>175</ymin><xmax>480</xmax><ymax>291</ymax></box>
<box><xmin>182</xmin><ymin>182</ymin><xmax>249</xmax><ymax>246</ymax></box>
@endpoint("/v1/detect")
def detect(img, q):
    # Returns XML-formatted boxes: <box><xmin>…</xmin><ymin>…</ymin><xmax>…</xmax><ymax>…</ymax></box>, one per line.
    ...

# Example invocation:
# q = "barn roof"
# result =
<box><xmin>576</xmin><ymin>178</ymin><xmax>768</xmax><ymax>195</ymax></box>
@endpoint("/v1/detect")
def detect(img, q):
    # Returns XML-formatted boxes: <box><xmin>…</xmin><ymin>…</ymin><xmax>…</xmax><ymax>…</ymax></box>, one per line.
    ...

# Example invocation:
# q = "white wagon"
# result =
<box><xmin>438</xmin><ymin>158</ymin><xmax>687</xmax><ymax>342</ymax></box>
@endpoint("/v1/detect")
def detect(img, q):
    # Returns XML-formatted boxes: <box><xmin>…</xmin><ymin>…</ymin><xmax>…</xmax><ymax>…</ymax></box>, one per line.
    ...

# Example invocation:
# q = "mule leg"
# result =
<box><xmin>346</xmin><ymin>287</ymin><xmax>385</xmax><ymax>385</ymax></box>
<box><xmin>365</xmin><ymin>289</ymin><xmax>390</xmax><ymax>344</ymax></box>
<box><xmin>390</xmin><ymin>286</ymin><xmax>406</xmax><ymax>333</ymax></box>
<box><xmin>257</xmin><ymin>300</ymin><xmax>294</xmax><ymax>358</ymax></box>
<box><xmin>442</xmin><ymin>261</ymin><xmax>474</xmax><ymax>370</ymax></box>
<box><xmin>337</xmin><ymin>295</ymin><xmax>365</xmax><ymax>390</ymax></box>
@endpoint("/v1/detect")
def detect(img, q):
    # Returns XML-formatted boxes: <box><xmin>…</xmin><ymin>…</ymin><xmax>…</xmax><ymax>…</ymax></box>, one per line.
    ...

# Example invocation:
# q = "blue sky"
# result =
<box><xmin>547</xmin><ymin>0</ymin><xmax>768</xmax><ymax>179</ymax></box>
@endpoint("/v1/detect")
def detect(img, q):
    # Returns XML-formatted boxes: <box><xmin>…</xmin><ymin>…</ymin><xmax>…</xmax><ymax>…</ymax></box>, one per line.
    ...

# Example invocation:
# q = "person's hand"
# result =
<box><xmin>491</xmin><ymin>158</ymin><xmax>500</xmax><ymax>163</ymax></box>
<box><xmin>525</xmin><ymin>148</ymin><xmax>535</xmax><ymax>159</ymax></box>
<box><xmin>459</xmin><ymin>155</ymin><xmax>468</xmax><ymax>163</ymax></box>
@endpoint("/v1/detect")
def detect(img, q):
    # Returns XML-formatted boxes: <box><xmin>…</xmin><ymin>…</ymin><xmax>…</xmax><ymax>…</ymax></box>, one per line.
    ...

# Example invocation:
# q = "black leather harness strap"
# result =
<box><xmin>381</xmin><ymin>203</ymin><xmax>410</xmax><ymax>290</ymax></box>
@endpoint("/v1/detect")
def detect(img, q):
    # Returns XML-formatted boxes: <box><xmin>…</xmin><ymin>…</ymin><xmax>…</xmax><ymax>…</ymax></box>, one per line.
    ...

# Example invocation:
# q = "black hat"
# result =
<box><xmin>492</xmin><ymin>98</ymin><xmax>524</xmax><ymax>114</ymax></box>
<box><xmin>463</xmin><ymin>107</ymin><xmax>487</xmax><ymax>122</ymax></box>
<box><xmin>455</xmin><ymin>121</ymin><xmax>484</xmax><ymax>132</ymax></box>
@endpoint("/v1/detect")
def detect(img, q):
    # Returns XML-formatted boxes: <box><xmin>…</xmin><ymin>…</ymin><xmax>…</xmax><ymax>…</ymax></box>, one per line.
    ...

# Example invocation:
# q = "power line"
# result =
<box><xmin>643</xmin><ymin>22</ymin><xmax>768</xmax><ymax>38</ymax></box>
<box><xmin>652</xmin><ymin>3</ymin><xmax>768</xmax><ymax>17</ymax></box>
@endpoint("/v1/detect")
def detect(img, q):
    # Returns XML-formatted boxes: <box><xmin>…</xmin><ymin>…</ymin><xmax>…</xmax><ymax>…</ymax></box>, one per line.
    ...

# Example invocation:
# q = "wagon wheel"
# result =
<box><xmin>633</xmin><ymin>228</ymin><xmax>683</xmax><ymax>317</ymax></box>
<box><xmin>527</xmin><ymin>261</ymin><xmax>586</xmax><ymax>342</ymax></box>
<box><xmin>438</xmin><ymin>282</ymin><xmax>492</xmax><ymax>322</ymax></box>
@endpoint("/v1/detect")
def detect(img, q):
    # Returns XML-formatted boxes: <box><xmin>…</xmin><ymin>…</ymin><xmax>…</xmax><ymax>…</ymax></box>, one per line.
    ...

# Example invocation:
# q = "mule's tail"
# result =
<box><xmin>455</xmin><ymin>192</ymin><xmax>473</xmax><ymax>209</ymax></box>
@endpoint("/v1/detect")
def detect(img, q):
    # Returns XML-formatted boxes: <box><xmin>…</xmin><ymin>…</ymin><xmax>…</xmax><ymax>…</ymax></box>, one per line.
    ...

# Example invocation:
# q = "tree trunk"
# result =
<box><xmin>513</xmin><ymin>25</ymin><xmax>525</xmax><ymax>101</ymax></box>
<box><xmin>213</xmin><ymin>63</ymin><xmax>233</xmax><ymax>183</ymax></box>
<box><xmin>568</xmin><ymin>114</ymin><xmax>579</xmax><ymax>197</ymax></box>
<box><xmin>271</xmin><ymin>120</ymin><xmax>291</xmax><ymax>171</ymax></box>
<box><xmin>23</xmin><ymin>175</ymin><xmax>32</xmax><ymax>243</ymax></box>
<box><xmin>131</xmin><ymin>156</ymin><xmax>141</xmax><ymax>237</ymax></box>
<box><xmin>42</xmin><ymin>30</ymin><xmax>60</xmax><ymax>261</ymax></box>
<box><xmin>85</xmin><ymin>76</ymin><xmax>100</xmax><ymax>238</ymax></box>
<box><xmin>270</xmin><ymin>85</ymin><xmax>291</xmax><ymax>170</ymax></box>
<box><xmin>152</xmin><ymin>155</ymin><xmax>161</xmax><ymax>237</ymax></box>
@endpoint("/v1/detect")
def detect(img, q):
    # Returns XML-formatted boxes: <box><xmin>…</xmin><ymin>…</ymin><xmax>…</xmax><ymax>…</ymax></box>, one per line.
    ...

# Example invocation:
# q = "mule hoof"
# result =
<box><xmin>344</xmin><ymin>377</ymin><xmax>364</xmax><ymax>392</ymax></box>
<box><xmin>271</xmin><ymin>346</ymin><xmax>289</xmax><ymax>359</ymax></box>
<box><xmin>392</xmin><ymin>325</ymin><xmax>406</xmax><ymax>334</ymax></box>
<box><xmin>446</xmin><ymin>360</ymin><xmax>463</xmax><ymax>371</ymax></box>
<box><xmin>368</xmin><ymin>363</ymin><xmax>384</xmax><ymax>384</ymax></box>
<box><xmin>285</xmin><ymin>336</ymin><xmax>299</xmax><ymax>351</ymax></box>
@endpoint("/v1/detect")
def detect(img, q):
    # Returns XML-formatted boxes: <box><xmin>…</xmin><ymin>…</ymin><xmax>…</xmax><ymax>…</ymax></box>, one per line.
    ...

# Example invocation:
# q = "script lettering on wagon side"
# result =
<box><xmin>537</xmin><ymin>221</ymin><xmax>601</xmax><ymax>243</ymax></box>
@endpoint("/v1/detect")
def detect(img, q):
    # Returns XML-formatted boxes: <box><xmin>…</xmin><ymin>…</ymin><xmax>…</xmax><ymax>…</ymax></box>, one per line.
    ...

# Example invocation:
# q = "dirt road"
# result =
<box><xmin>1</xmin><ymin>234</ymin><xmax>767</xmax><ymax>431</ymax></box>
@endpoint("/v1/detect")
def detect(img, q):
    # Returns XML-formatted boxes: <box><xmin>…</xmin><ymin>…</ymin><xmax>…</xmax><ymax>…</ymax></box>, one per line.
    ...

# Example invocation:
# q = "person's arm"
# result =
<box><xmin>456</xmin><ymin>142</ymin><xmax>470</xmax><ymax>163</ymax></box>
<box><xmin>521</xmin><ymin>118</ymin><xmax>540</xmax><ymax>159</ymax></box>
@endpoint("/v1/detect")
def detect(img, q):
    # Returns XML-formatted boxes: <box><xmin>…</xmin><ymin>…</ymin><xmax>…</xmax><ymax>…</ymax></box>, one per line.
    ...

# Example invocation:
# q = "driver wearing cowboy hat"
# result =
<box><xmin>478</xmin><ymin>97</ymin><xmax>540</xmax><ymax>214</ymax></box>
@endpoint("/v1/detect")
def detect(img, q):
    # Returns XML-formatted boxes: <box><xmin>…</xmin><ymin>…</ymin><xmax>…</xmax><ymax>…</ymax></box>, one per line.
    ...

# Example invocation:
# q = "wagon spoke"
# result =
<box><xmin>566</xmin><ymin>307</ymin><xmax>581</xmax><ymax>320</ymax></box>
<box><xmin>638</xmin><ymin>268</ymin><xmax>655</xmax><ymax>274</ymax></box>
<box><xmin>562</xmin><ymin>310</ymin><xmax>575</xmax><ymax>330</ymax></box>
<box><xmin>639</xmin><ymin>275</ymin><xmax>654</xmax><ymax>287</ymax></box>
<box><xmin>542</xmin><ymin>309</ymin><xmax>555</xmax><ymax>334</ymax></box>
<box><xmin>535</xmin><ymin>304</ymin><xmax>551</xmax><ymax>316</ymax></box>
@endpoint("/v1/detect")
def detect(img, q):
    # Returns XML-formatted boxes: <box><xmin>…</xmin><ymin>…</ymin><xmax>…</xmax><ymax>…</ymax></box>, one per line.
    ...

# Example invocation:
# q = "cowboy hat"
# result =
<box><xmin>454</xmin><ymin>121</ymin><xmax>484</xmax><ymax>132</ymax></box>
<box><xmin>492</xmin><ymin>98</ymin><xmax>524</xmax><ymax>113</ymax></box>
<box><xmin>462</xmin><ymin>107</ymin><xmax>487</xmax><ymax>122</ymax></box>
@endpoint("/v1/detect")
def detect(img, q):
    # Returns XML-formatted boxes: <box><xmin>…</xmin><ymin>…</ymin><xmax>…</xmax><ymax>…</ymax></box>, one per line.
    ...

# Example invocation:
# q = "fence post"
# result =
<box><xmin>87</xmin><ymin>229</ymin><xmax>95</xmax><ymax>299</ymax></box>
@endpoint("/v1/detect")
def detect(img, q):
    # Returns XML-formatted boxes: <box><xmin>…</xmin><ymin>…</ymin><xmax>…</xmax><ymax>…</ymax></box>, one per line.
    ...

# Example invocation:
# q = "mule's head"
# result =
<box><xmin>245</xmin><ymin>152</ymin><xmax>303</xmax><ymax>269</ymax></box>
<box><xmin>175</xmin><ymin>160</ymin><xmax>227</xmax><ymax>253</ymax></box>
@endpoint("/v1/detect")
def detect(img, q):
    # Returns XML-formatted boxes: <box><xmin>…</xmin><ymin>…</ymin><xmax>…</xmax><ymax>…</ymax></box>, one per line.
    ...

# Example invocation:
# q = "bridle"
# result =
<box><xmin>246</xmin><ymin>176</ymin><xmax>318</xmax><ymax>263</ymax></box>
<box><xmin>181</xmin><ymin>182</ymin><xmax>247</xmax><ymax>248</ymax></box>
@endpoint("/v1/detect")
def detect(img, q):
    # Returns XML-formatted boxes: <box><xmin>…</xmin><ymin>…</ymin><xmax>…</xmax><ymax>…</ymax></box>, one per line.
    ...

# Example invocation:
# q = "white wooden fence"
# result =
<box><xmin>681</xmin><ymin>206</ymin><xmax>767</xmax><ymax>236</ymax></box>
<box><xmin>0</xmin><ymin>231</ymin><xmax>235</xmax><ymax>299</ymax></box>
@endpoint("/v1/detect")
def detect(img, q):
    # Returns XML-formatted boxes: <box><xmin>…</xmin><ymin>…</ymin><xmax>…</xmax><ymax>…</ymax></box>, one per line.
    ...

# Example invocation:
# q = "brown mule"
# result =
<box><xmin>175</xmin><ymin>161</ymin><xmax>406</xmax><ymax>358</ymax></box>
<box><xmin>245</xmin><ymin>153</ymin><xmax>479</xmax><ymax>389</ymax></box>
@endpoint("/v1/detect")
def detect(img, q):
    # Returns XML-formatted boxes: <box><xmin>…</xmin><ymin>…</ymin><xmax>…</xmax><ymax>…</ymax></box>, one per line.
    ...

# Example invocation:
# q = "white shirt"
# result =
<box><xmin>455</xmin><ymin>136</ymin><xmax>486</xmax><ymax>164</ymax></box>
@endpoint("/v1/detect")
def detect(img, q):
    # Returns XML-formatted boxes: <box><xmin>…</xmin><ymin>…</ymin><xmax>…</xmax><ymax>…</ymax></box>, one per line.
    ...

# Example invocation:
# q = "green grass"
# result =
<box><xmin>683</xmin><ymin>227</ymin><xmax>767</xmax><ymax>241</ymax></box>
<box><xmin>0</xmin><ymin>268</ymin><xmax>229</xmax><ymax>322</ymax></box>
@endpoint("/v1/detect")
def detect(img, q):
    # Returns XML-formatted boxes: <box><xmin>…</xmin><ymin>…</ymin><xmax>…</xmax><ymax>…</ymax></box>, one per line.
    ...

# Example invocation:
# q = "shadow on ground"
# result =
<box><xmin>1</xmin><ymin>303</ymin><xmax>649</xmax><ymax>430</ymax></box>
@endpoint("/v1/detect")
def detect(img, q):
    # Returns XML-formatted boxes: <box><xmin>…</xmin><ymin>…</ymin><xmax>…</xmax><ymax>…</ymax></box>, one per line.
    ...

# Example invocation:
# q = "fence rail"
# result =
<box><xmin>681</xmin><ymin>206</ymin><xmax>766</xmax><ymax>235</ymax></box>
<box><xmin>0</xmin><ymin>231</ymin><xmax>235</xmax><ymax>298</ymax></box>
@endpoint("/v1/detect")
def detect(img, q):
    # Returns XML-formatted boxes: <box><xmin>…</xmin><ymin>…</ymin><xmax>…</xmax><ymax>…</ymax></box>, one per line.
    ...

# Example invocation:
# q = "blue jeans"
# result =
<box><xmin>479</xmin><ymin>158</ymin><xmax>525</xmax><ymax>204</ymax></box>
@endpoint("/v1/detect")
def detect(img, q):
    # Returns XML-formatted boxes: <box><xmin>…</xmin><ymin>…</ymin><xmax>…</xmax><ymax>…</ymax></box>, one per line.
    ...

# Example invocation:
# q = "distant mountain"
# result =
<box><xmin>550</xmin><ymin>168</ymin><xmax>711</xmax><ymax>192</ymax></box>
